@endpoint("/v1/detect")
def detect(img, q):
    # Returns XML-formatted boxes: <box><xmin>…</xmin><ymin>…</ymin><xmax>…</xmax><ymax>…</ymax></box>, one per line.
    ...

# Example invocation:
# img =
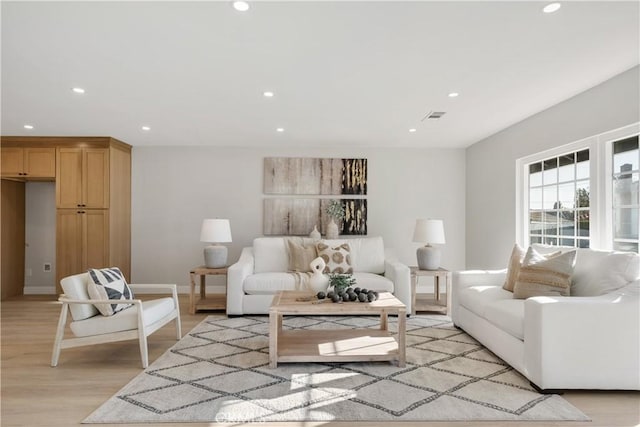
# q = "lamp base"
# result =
<box><xmin>417</xmin><ymin>245</ymin><xmax>441</xmax><ymax>270</ymax></box>
<box><xmin>204</xmin><ymin>245</ymin><xmax>228</xmax><ymax>268</ymax></box>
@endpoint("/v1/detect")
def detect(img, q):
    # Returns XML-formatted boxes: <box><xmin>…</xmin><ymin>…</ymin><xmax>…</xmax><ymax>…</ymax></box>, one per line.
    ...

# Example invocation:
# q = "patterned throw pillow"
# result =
<box><xmin>286</xmin><ymin>239</ymin><xmax>318</xmax><ymax>272</ymax></box>
<box><xmin>316</xmin><ymin>242</ymin><xmax>353</xmax><ymax>274</ymax></box>
<box><xmin>513</xmin><ymin>247</ymin><xmax>577</xmax><ymax>299</ymax></box>
<box><xmin>87</xmin><ymin>267</ymin><xmax>134</xmax><ymax>316</ymax></box>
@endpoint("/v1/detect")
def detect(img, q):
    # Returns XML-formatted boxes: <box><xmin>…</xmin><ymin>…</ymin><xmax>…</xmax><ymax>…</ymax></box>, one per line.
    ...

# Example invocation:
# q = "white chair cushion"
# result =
<box><xmin>572</xmin><ymin>250</ymin><xmax>639</xmax><ymax>296</ymax></box>
<box><xmin>253</xmin><ymin>238</ymin><xmax>288</xmax><ymax>273</ymax></box>
<box><xmin>69</xmin><ymin>297</ymin><xmax>175</xmax><ymax>338</ymax></box>
<box><xmin>483</xmin><ymin>299</ymin><xmax>525</xmax><ymax>340</ymax></box>
<box><xmin>60</xmin><ymin>273</ymin><xmax>99</xmax><ymax>321</ymax></box>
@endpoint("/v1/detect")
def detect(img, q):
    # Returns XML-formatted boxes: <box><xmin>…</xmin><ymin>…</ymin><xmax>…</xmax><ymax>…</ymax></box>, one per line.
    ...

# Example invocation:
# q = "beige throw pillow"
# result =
<box><xmin>286</xmin><ymin>240</ymin><xmax>317</xmax><ymax>272</ymax></box>
<box><xmin>513</xmin><ymin>246</ymin><xmax>577</xmax><ymax>299</ymax></box>
<box><xmin>503</xmin><ymin>244</ymin><xmax>562</xmax><ymax>292</ymax></box>
<box><xmin>316</xmin><ymin>242</ymin><xmax>353</xmax><ymax>274</ymax></box>
<box><xmin>503</xmin><ymin>244</ymin><xmax>526</xmax><ymax>292</ymax></box>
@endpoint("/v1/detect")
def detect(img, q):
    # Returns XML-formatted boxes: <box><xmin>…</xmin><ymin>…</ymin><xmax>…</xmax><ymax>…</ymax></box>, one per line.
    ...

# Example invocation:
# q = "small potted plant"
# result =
<box><xmin>324</xmin><ymin>199</ymin><xmax>344</xmax><ymax>239</ymax></box>
<box><xmin>328</xmin><ymin>273</ymin><xmax>356</xmax><ymax>295</ymax></box>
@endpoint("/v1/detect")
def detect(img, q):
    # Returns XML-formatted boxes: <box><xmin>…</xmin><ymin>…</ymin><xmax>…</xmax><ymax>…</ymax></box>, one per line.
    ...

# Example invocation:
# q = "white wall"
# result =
<box><xmin>465</xmin><ymin>66</ymin><xmax>640</xmax><ymax>269</ymax></box>
<box><xmin>132</xmin><ymin>147</ymin><xmax>466</xmax><ymax>288</ymax></box>
<box><xmin>24</xmin><ymin>182</ymin><xmax>56</xmax><ymax>293</ymax></box>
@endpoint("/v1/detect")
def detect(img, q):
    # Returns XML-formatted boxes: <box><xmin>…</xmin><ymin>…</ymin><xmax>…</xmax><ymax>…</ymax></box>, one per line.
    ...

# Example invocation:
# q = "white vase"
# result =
<box><xmin>309</xmin><ymin>257</ymin><xmax>329</xmax><ymax>293</ymax></box>
<box><xmin>326</xmin><ymin>218</ymin><xmax>339</xmax><ymax>239</ymax></box>
<box><xmin>309</xmin><ymin>225</ymin><xmax>321</xmax><ymax>241</ymax></box>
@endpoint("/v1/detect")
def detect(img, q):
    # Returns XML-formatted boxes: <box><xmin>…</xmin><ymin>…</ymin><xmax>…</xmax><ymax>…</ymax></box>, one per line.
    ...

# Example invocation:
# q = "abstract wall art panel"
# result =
<box><xmin>264</xmin><ymin>198</ymin><xmax>367</xmax><ymax>236</ymax></box>
<box><xmin>264</xmin><ymin>157</ymin><xmax>367</xmax><ymax>195</ymax></box>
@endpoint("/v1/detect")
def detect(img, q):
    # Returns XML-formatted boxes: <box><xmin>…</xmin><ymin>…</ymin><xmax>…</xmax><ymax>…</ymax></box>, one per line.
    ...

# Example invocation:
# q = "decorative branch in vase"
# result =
<box><xmin>324</xmin><ymin>199</ymin><xmax>345</xmax><ymax>239</ymax></box>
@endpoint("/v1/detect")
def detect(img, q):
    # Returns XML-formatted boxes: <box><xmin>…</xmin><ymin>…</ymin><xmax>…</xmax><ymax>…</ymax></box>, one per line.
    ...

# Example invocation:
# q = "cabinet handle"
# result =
<box><xmin>77</xmin><ymin>211</ymin><xmax>86</xmax><ymax>214</ymax></box>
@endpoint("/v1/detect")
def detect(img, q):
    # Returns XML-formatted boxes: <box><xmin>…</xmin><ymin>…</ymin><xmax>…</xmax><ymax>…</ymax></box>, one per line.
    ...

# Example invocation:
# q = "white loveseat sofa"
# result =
<box><xmin>452</xmin><ymin>245</ymin><xmax>640</xmax><ymax>391</ymax></box>
<box><xmin>227</xmin><ymin>236</ymin><xmax>411</xmax><ymax>315</ymax></box>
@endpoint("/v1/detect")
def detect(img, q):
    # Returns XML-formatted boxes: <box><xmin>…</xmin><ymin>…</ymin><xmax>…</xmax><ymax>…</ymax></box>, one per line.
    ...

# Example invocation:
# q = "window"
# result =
<box><xmin>612</xmin><ymin>136</ymin><xmax>639</xmax><ymax>252</ymax></box>
<box><xmin>517</xmin><ymin>123</ymin><xmax>639</xmax><ymax>253</ymax></box>
<box><xmin>527</xmin><ymin>149</ymin><xmax>590</xmax><ymax>248</ymax></box>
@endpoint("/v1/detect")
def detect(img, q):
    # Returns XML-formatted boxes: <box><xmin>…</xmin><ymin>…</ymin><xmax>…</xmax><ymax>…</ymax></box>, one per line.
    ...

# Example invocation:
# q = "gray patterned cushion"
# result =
<box><xmin>87</xmin><ymin>267</ymin><xmax>134</xmax><ymax>316</ymax></box>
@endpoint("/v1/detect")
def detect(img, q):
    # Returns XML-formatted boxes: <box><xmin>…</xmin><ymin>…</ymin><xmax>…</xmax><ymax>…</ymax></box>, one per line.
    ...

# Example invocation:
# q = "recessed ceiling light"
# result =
<box><xmin>23</xmin><ymin>124</ymin><xmax>34</xmax><ymax>130</ymax></box>
<box><xmin>72</xmin><ymin>87</ymin><xmax>85</xmax><ymax>94</ymax></box>
<box><xmin>276</xmin><ymin>128</ymin><xmax>284</xmax><ymax>132</ymax></box>
<box><xmin>141</xmin><ymin>126</ymin><xmax>151</xmax><ymax>131</ymax></box>
<box><xmin>448</xmin><ymin>92</ymin><xmax>459</xmax><ymax>98</ymax></box>
<box><xmin>232</xmin><ymin>1</ymin><xmax>250</xmax><ymax>12</ymax></box>
<box><xmin>543</xmin><ymin>2</ymin><xmax>561</xmax><ymax>13</ymax></box>
<box><xmin>409</xmin><ymin>128</ymin><xmax>417</xmax><ymax>133</ymax></box>
<box><xmin>263</xmin><ymin>91</ymin><xmax>275</xmax><ymax>98</ymax></box>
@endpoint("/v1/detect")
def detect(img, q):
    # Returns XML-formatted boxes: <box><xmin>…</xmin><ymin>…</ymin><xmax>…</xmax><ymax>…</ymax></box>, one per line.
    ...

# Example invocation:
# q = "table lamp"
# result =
<box><xmin>413</xmin><ymin>219</ymin><xmax>445</xmax><ymax>270</ymax></box>
<box><xmin>200</xmin><ymin>219</ymin><xmax>232</xmax><ymax>268</ymax></box>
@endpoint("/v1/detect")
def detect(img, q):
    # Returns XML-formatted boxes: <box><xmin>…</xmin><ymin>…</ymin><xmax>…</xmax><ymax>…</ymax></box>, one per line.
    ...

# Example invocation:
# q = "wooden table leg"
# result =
<box><xmin>269</xmin><ymin>309</ymin><xmax>278</xmax><ymax>368</ymax></box>
<box><xmin>446</xmin><ymin>272</ymin><xmax>452</xmax><ymax>317</ymax></box>
<box><xmin>434</xmin><ymin>275</ymin><xmax>440</xmax><ymax>303</ymax></box>
<box><xmin>189</xmin><ymin>273</ymin><xmax>196</xmax><ymax>315</ymax></box>
<box><xmin>397</xmin><ymin>308</ymin><xmax>406</xmax><ymax>367</ymax></box>
<box><xmin>411</xmin><ymin>273</ymin><xmax>417</xmax><ymax>316</ymax></box>
<box><xmin>200</xmin><ymin>274</ymin><xmax>206</xmax><ymax>300</ymax></box>
<box><xmin>380</xmin><ymin>311</ymin><xmax>388</xmax><ymax>331</ymax></box>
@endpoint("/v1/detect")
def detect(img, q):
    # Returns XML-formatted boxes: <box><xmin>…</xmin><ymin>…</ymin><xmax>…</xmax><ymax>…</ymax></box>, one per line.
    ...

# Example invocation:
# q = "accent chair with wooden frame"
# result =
<box><xmin>51</xmin><ymin>272</ymin><xmax>182</xmax><ymax>368</ymax></box>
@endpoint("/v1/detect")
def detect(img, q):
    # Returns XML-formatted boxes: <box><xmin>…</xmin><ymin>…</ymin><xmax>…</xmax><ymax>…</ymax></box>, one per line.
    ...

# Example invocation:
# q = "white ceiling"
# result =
<box><xmin>2</xmin><ymin>1</ymin><xmax>638</xmax><ymax>148</ymax></box>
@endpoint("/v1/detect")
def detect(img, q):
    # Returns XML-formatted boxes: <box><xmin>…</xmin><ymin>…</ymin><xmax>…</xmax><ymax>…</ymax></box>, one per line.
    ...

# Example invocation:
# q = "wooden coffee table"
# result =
<box><xmin>269</xmin><ymin>291</ymin><xmax>407</xmax><ymax>368</ymax></box>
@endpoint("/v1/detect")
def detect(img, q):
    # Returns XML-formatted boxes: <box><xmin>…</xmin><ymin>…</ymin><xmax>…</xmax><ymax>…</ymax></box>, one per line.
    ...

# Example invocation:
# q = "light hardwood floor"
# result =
<box><xmin>1</xmin><ymin>295</ymin><xmax>639</xmax><ymax>427</ymax></box>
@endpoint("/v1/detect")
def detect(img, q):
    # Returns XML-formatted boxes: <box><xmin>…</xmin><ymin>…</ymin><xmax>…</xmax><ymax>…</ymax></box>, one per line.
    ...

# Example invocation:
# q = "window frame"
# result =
<box><xmin>516</xmin><ymin>122</ymin><xmax>640</xmax><ymax>251</ymax></box>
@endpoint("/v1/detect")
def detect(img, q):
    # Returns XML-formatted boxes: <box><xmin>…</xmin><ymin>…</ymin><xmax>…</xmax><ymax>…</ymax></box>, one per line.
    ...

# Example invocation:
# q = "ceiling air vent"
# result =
<box><xmin>421</xmin><ymin>111</ymin><xmax>446</xmax><ymax>121</ymax></box>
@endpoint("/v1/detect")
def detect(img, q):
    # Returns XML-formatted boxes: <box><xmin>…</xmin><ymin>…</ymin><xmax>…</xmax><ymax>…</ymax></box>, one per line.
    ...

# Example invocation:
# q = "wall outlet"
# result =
<box><xmin>26</xmin><ymin>268</ymin><xmax>32</xmax><ymax>277</ymax></box>
<box><xmin>43</xmin><ymin>263</ymin><xmax>52</xmax><ymax>272</ymax></box>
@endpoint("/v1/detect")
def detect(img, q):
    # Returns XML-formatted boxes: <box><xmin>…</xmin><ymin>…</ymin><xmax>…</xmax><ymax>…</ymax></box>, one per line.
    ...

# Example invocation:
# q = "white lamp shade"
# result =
<box><xmin>412</xmin><ymin>219</ymin><xmax>445</xmax><ymax>244</ymax></box>
<box><xmin>200</xmin><ymin>219</ymin><xmax>232</xmax><ymax>243</ymax></box>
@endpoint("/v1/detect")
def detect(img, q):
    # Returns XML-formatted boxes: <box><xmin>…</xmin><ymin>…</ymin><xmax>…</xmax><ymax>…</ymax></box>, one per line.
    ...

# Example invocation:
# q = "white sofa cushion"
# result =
<box><xmin>572</xmin><ymin>250</ymin><xmax>639</xmax><ymax>296</ymax></box>
<box><xmin>69</xmin><ymin>297</ymin><xmax>175</xmax><ymax>337</ymax></box>
<box><xmin>323</xmin><ymin>236</ymin><xmax>385</xmax><ymax>273</ymax></box>
<box><xmin>484</xmin><ymin>299</ymin><xmax>525</xmax><ymax>340</ymax></box>
<box><xmin>458</xmin><ymin>285</ymin><xmax>513</xmax><ymax>318</ymax></box>
<box><xmin>352</xmin><ymin>272</ymin><xmax>394</xmax><ymax>292</ymax></box>
<box><xmin>254</xmin><ymin>238</ymin><xmax>289</xmax><ymax>273</ymax></box>
<box><xmin>244</xmin><ymin>273</ymin><xmax>298</xmax><ymax>295</ymax></box>
<box><xmin>243</xmin><ymin>271</ymin><xmax>394</xmax><ymax>295</ymax></box>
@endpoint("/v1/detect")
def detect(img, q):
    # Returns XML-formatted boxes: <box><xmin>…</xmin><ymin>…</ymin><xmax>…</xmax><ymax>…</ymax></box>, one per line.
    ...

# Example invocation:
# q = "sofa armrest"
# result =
<box><xmin>524</xmin><ymin>281</ymin><xmax>640</xmax><ymax>390</ymax></box>
<box><xmin>227</xmin><ymin>247</ymin><xmax>254</xmax><ymax>315</ymax></box>
<box><xmin>384</xmin><ymin>259</ymin><xmax>411</xmax><ymax>313</ymax></box>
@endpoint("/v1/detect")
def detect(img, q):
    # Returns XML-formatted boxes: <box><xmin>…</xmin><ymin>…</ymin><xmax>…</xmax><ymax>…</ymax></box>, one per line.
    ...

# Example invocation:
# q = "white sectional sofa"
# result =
<box><xmin>227</xmin><ymin>236</ymin><xmax>411</xmax><ymax>315</ymax></box>
<box><xmin>452</xmin><ymin>245</ymin><xmax>640</xmax><ymax>391</ymax></box>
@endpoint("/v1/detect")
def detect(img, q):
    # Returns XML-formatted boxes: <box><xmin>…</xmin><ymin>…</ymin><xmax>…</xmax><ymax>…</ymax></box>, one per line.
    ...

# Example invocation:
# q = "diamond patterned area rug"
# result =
<box><xmin>85</xmin><ymin>315</ymin><xmax>589</xmax><ymax>423</ymax></box>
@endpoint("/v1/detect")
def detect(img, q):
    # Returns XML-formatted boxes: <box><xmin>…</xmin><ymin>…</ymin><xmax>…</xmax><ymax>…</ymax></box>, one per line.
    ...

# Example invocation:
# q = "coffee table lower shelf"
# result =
<box><xmin>276</xmin><ymin>329</ymin><xmax>400</xmax><ymax>364</ymax></box>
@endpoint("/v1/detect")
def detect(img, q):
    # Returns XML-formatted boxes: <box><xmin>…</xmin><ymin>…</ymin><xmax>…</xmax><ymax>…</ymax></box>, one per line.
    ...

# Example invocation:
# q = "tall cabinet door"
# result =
<box><xmin>83</xmin><ymin>149</ymin><xmax>109</xmax><ymax>208</ymax></box>
<box><xmin>83</xmin><ymin>210</ymin><xmax>109</xmax><ymax>270</ymax></box>
<box><xmin>57</xmin><ymin>149</ymin><xmax>83</xmax><ymax>208</ymax></box>
<box><xmin>56</xmin><ymin>209</ymin><xmax>84</xmax><ymax>286</ymax></box>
